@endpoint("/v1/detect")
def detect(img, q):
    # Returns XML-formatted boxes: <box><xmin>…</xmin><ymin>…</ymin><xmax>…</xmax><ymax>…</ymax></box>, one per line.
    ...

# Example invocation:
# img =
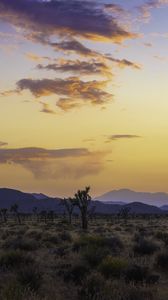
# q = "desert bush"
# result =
<box><xmin>17</xmin><ymin>265</ymin><xmax>42</xmax><ymax>291</ymax></box>
<box><xmin>133</xmin><ymin>239</ymin><xmax>159</xmax><ymax>256</ymax></box>
<box><xmin>124</xmin><ymin>285</ymin><xmax>155</xmax><ymax>300</ymax></box>
<box><xmin>42</xmin><ymin>233</ymin><xmax>59</xmax><ymax>245</ymax></box>
<box><xmin>25</xmin><ymin>230</ymin><xmax>42</xmax><ymax>241</ymax></box>
<box><xmin>156</xmin><ymin>252</ymin><xmax>168</xmax><ymax>270</ymax></box>
<box><xmin>78</xmin><ymin>272</ymin><xmax>105</xmax><ymax>300</ymax></box>
<box><xmin>0</xmin><ymin>281</ymin><xmax>40</xmax><ymax>300</ymax></box>
<box><xmin>3</xmin><ymin>237</ymin><xmax>39</xmax><ymax>251</ymax></box>
<box><xmin>58</xmin><ymin>231</ymin><xmax>72</xmax><ymax>242</ymax></box>
<box><xmin>0</xmin><ymin>250</ymin><xmax>34</xmax><ymax>270</ymax></box>
<box><xmin>155</xmin><ymin>231</ymin><xmax>168</xmax><ymax>246</ymax></box>
<box><xmin>82</xmin><ymin>245</ymin><xmax>110</xmax><ymax>267</ymax></box>
<box><xmin>73</xmin><ymin>234</ymin><xmax>123</xmax><ymax>254</ymax></box>
<box><xmin>99</xmin><ymin>256</ymin><xmax>128</xmax><ymax>279</ymax></box>
<box><xmin>124</xmin><ymin>264</ymin><xmax>149</xmax><ymax>283</ymax></box>
<box><xmin>63</xmin><ymin>262</ymin><xmax>89</xmax><ymax>284</ymax></box>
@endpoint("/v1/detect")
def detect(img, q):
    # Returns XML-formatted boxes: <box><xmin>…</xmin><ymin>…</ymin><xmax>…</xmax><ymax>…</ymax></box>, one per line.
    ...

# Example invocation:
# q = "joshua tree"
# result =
<box><xmin>74</xmin><ymin>186</ymin><xmax>91</xmax><ymax>230</ymax></box>
<box><xmin>0</xmin><ymin>208</ymin><xmax>8</xmax><ymax>223</ymax></box>
<box><xmin>118</xmin><ymin>207</ymin><xmax>130</xmax><ymax>224</ymax></box>
<box><xmin>10</xmin><ymin>203</ymin><xmax>21</xmax><ymax>225</ymax></box>
<box><xmin>61</xmin><ymin>198</ymin><xmax>75</xmax><ymax>225</ymax></box>
<box><xmin>33</xmin><ymin>206</ymin><xmax>39</xmax><ymax>222</ymax></box>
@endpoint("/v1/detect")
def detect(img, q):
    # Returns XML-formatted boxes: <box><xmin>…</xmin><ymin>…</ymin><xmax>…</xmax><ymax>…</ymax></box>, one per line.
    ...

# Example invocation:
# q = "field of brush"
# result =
<box><xmin>0</xmin><ymin>215</ymin><xmax>168</xmax><ymax>299</ymax></box>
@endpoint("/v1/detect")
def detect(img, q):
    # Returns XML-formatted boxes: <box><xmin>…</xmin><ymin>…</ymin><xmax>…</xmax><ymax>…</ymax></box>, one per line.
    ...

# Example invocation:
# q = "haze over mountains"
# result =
<box><xmin>96</xmin><ymin>189</ymin><xmax>168</xmax><ymax>207</ymax></box>
<box><xmin>0</xmin><ymin>188</ymin><xmax>168</xmax><ymax>214</ymax></box>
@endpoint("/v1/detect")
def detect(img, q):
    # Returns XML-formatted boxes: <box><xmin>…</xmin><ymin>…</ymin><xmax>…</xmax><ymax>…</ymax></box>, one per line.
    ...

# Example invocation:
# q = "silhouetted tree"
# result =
<box><xmin>10</xmin><ymin>203</ymin><xmax>21</xmax><ymax>225</ymax></box>
<box><xmin>33</xmin><ymin>206</ymin><xmax>39</xmax><ymax>222</ymax></box>
<box><xmin>40</xmin><ymin>210</ymin><xmax>47</xmax><ymax>223</ymax></box>
<box><xmin>61</xmin><ymin>198</ymin><xmax>75</xmax><ymax>224</ymax></box>
<box><xmin>118</xmin><ymin>207</ymin><xmax>130</xmax><ymax>224</ymax></box>
<box><xmin>74</xmin><ymin>186</ymin><xmax>91</xmax><ymax>230</ymax></box>
<box><xmin>0</xmin><ymin>208</ymin><xmax>8</xmax><ymax>223</ymax></box>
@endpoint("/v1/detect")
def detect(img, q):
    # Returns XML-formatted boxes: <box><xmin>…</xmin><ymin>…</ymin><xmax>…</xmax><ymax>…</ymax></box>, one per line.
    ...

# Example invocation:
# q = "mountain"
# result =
<box><xmin>160</xmin><ymin>205</ymin><xmax>168</xmax><ymax>211</ymax></box>
<box><xmin>0</xmin><ymin>188</ymin><xmax>62</xmax><ymax>213</ymax></box>
<box><xmin>32</xmin><ymin>193</ymin><xmax>50</xmax><ymax>200</ymax></box>
<box><xmin>92</xmin><ymin>201</ymin><xmax>163</xmax><ymax>215</ymax></box>
<box><xmin>96</xmin><ymin>189</ymin><xmax>168</xmax><ymax>207</ymax></box>
<box><xmin>0</xmin><ymin>188</ymin><xmax>165</xmax><ymax>214</ymax></box>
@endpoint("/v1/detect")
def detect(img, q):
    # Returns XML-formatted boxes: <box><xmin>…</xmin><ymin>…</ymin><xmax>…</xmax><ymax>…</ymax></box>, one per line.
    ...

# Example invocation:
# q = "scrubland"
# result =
<box><xmin>0</xmin><ymin>215</ymin><xmax>168</xmax><ymax>300</ymax></box>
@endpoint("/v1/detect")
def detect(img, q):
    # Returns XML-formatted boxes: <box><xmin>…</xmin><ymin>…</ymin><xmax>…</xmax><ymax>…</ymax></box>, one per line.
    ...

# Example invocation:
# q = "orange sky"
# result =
<box><xmin>0</xmin><ymin>0</ymin><xmax>168</xmax><ymax>197</ymax></box>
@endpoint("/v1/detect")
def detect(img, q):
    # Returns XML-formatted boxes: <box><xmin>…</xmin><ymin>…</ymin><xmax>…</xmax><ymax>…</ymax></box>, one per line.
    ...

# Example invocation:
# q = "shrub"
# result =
<box><xmin>133</xmin><ymin>239</ymin><xmax>159</xmax><ymax>256</ymax></box>
<box><xmin>156</xmin><ymin>231</ymin><xmax>168</xmax><ymax>246</ymax></box>
<box><xmin>58</xmin><ymin>231</ymin><xmax>72</xmax><ymax>242</ymax></box>
<box><xmin>156</xmin><ymin>252</ymin><xmax>168</xmax><ymax>270</ymax></box>
<box><xmin>124</xmin><ymin>264</ymin><xmax>148</xmax><ymax>283</ymax></box>
<box><xmin>42</xmin><ymin>234</ymin><xmax>59</xmax><ymax>245</ymax></box>
<box><xmin>82</xmin><ymin>245</ymin><xmax>110</xmax><ymax>267</ymax></box>
<box><xmin>3</xmin><ymin>237</ymin><xmax>39</xmax><ymax>251</ymax></box>
<box><xmin>99</xmin><ymin>256</ymin><xmax>128</xmax><ymax>279</ymax></box>
<box><xmin>25</xmin><ymin>230</ymin><xmax>42</xmax><ymax>241</ymax></box>
<box><xmin>17</xmin><ymin>265</ymin><xmax>42</xmax><ymax>291</ymax></box>
<box><xmin>125</xmin><ymin>285</ymin><xmax>155</xmax><ymax>300</ymax></box>
<box><xmin>78</xmin><ymin>272</ymin><xmax>105</xmax><ymax>300</ymax></box>
<box><xmin>63</xmin><ymin>262</ymin><xmax>89</xmax><ymax>284</ymax></box>
<box><xmin>0</xmin><ymin>251</ymin><xmax>34</xmax><ymax>270</ymax></box>
<box><xmin>73</xmin><ymin>234</ymin><xmax>123</xmax><ymax>254</ymax></box>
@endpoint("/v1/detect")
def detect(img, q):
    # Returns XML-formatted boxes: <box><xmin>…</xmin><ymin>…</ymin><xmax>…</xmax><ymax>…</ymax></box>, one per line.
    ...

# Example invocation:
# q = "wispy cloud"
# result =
<box><xmin>0</xmin><ymin>146</ymin><xmax>108</xmax><ymax>179</ymax></box>
<box><xmin>37</xmin><ymin>59</ymin><xmax>112</xmax><ymax>77</ymax></box>
<box><xmin>0</xmin><ymin>141</ymin><xmax>8</xmax><ymax>147</ymax></box>
<box><xmin>107</xmin><ymin>134</ymin><xmax>142</xmax><ymax>141</ymax></box>
<box><xmin>106</xmin><ymin>56</ymin><xmax>141</xmax><ymax>69</ymax></box>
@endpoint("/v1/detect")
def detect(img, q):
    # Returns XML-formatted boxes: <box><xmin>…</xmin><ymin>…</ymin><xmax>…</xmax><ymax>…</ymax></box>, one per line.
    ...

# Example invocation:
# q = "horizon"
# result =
<box><xmin>0</xmin><ymin>0</ymin><xmax>168</xmax><ymax>198</ymax></box>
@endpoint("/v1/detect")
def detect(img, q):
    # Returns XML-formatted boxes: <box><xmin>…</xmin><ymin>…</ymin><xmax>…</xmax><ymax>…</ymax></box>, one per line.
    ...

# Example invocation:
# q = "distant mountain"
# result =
<box><xmin>96</xmin><ymin>189</ymin><xmax>168</xmax><ymax>207</ymax></box>
<box><xmin>32</xmin><ymin>193</ymin><xmax>50</xmax><ymax>200</ymax></box>
<box><xmin>0</xmin><ymin>188</ymin><xmax>166</xmax><ymax>215</ymax></box>
<box><xmin>160</xmin><ymin>205</ymin><xmax>168</xmax><ymax>211</ymax></box>
<box><xmin>0</xmin><ymin>188</ymin><xmax>62</xmax><ymax>213</ymax></box>
<box><xmin>93</xmin><ymin>201</ymin><xmax>163</xmax><ymax>215</ymax></box>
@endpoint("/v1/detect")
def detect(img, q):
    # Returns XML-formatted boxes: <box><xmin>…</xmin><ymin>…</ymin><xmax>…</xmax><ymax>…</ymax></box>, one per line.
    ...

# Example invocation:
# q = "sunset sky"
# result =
<box><xmin>0</xmin><ymin>0</ymin><xmax>168</xmax><ymax>197</ymax></box>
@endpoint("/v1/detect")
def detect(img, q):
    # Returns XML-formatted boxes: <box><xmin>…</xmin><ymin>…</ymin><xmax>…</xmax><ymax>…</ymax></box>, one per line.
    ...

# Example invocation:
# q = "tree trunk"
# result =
<box><xmin>81</xmin><ymin>212</ymin><xmax>88</xmax><ymax>230</ymax></box>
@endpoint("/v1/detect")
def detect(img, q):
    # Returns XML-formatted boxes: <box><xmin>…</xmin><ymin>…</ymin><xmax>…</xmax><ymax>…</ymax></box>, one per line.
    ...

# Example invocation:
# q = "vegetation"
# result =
<box><xmin>0</xmin><ymin>188</ymin><xmax>168</xmax><ymax>299</ymax></box>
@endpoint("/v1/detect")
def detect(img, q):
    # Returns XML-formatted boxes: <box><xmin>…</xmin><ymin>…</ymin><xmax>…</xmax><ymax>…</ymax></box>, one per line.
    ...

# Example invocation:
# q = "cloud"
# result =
<box><xmin>37</xmin><ymin>59</ymin><xmax>111</xmax><ymax>76</ymax></box>
<box><xmin>0</xmin><ymin>147</ymin><xmax>107</xmax><ymax>179</ymax></box>
<box><xmin>0</xmin><ymin>0</ymin><xmax>136</xmax><ymax>43</ymax></box>
<box><xmin>106</xmin><ymin>55</ymin><xmax>141</xmax><ymax>69</ymax></box>
<box><xmin>25</xmin><ymin>52</ymin><xmax>50</xmax><ymax>62</ymax></box>
<box><xmin>16</xmin><ymin>77</ymin><xmax>112</xmax><ymax>110</ymax></box>
<box><xmin>107</xmin><ymin>134</ymin><xmax>142</xmax><ymax>141</ymax></box>
<box><xmin>40</xmin><ymin>102</ymin><xmax>55</xmax><ymax>114</ymax></box>
<box><xmin>50</xmin><ymin>39</ymin><xmax>98</xmax><ymax>57</ymax></box>
<box><xmin>138</xmin><ymin>0</ymin><xmax>168</xmax><ymax>23</ymax></box>
<box><xmin>0</xmin><ymin>141</ymin><xmax>8</xmax><ymax>147</ymax></box>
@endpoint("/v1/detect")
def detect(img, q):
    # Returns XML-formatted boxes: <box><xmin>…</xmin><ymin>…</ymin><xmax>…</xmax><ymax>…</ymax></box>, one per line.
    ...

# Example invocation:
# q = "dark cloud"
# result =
<box><xmin>37</xmin><ymin>59</ymin><xmax>111</xmax><ymax>76</ymax></box>
<box><xmin>16</xmin><ymin>77</ymin><xmax>112</xmax><ymax>110</ymax></box>
<box><xmin>0</xmin><ymin>0</ymin><xmax>136</xmax><ymax>42</ymax></box>
<box><xmin>106</xmin><ymin>55</ymin><xmax>141</xmax><ymax>69</ymax></box>
<box><xmin>108</xmin><ymin>134</ymin><xmax>142</xmax><ymax>141</ymax></box>
<box><xmin>0</xmin><ymin>147</ymin><xmax>107</xmax><ymax>179</ymax></box>
<box><xmin>50</xmin><ymin>39</ymin><xmax>98</xmax><ymax>57</ymax></box>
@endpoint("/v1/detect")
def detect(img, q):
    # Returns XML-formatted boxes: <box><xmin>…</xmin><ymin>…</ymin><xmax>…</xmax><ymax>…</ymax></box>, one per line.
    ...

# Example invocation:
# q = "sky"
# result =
<box><xmin>0</xmin><ymin>0</ymin><xmax>168</xmax><ymax>197</ymax></box>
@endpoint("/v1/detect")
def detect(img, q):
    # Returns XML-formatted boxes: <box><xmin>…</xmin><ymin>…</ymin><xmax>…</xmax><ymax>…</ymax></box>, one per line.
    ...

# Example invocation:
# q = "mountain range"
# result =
<box><xmin>96</xmin><ymin>189</ymin><xmax>168</xmax><ymax>207</ymax></box>
<box><xmin>0</xmin><ymin>187</ymin><xmax>167</xmax><ymax>214</ymax></box>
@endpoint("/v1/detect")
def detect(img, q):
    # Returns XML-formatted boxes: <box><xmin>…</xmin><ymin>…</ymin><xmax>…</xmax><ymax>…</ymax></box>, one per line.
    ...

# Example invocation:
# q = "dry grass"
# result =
<box><xmin>0</xmin><ymin>215</ymin><xmax>167</xmax><ymax>299</ymax></box>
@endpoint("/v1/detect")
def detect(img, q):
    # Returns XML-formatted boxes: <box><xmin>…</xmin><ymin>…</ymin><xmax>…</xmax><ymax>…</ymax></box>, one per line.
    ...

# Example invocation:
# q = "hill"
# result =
<box><xmin>96</xmin><ymin>189</ymin><xmax>168</xmax><ymax>207</ymax></box>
